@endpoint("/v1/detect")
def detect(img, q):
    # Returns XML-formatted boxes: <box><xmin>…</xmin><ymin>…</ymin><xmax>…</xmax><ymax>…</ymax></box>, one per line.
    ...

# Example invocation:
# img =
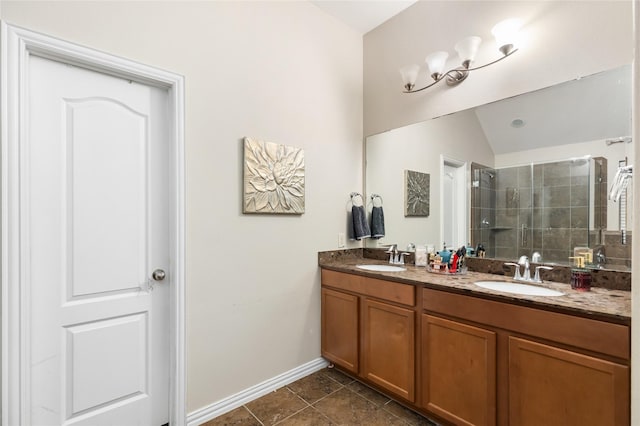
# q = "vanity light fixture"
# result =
<box><xmin>400</xmin><ymin>18</ymin><xmax>522</xmax><ymax>93</ymax></box>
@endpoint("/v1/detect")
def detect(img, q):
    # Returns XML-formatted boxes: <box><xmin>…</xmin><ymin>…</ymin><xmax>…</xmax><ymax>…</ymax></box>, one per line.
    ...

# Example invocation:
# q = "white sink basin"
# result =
<box><xmin>356</xmin><ymin>264</ymin><xmax>406</xmax><ymax>272</ymax></box>
<box><xmin>474</xmin><ymin>281</ymin><xmax>564</xmax><ymax>297</ymax></box>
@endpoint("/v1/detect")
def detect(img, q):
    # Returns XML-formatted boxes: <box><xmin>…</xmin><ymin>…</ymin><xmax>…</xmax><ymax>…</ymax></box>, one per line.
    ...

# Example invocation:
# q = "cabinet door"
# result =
<box><xmin>421</xmin><ymin>314</ymin><xmax>496</xmax><ymax>426</ymax></box>
<box><xmin>509</xmin><ymin>337</ymin><xmax>629</xmax><ymax>426</ymax></box>
<box><xmin>321</xmin><ymin>288</ymin><xmax>359</xmax><ymax>373</ymax></box>
<box><xmin>362</xmin><ymin>298</ymin><xmax>415</xmax><ymax>401</ymax></box>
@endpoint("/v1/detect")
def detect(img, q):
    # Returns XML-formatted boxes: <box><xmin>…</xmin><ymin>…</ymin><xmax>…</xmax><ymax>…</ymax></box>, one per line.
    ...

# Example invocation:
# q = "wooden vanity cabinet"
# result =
<box><xmin>321</xmin><ymin>288</ymin><xmax>359</xmax><ymax>374</ymax></box>
<box><xmin>508</xmin><ymin>337</ymin><xmax>629</xmax><ymax>426</ymax></box>
<box><xmin>321</xmin><ymin>268</ymin><xmax>630</xmax><ymax>425</ymax></box>
<box><xmin>321</xmin><ymin>269</ymin><xmax>416</xmax><ymax>402</ymax></box>
<box><xmin>421</xmin><ymin>314</ymin><xmax>496</xmax><ymax>426</ymax></box>
<box><xmin>363</xmin><ymin>298</ymin><xmax>415</xmax><ymax>401</ymax></box>
<box><xmin>422</xmin><ymin>288</ymin><xmax>630</xmax><ymax>426</ymax></box>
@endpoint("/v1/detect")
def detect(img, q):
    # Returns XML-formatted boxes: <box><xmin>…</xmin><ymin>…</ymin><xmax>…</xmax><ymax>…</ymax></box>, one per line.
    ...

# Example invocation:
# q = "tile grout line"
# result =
<box><xmin>379</xmin><ymin>402</ymin><xmax>417</xmax><ymax>426</ymax></box>
<box><xmin>315</xmin><ymin>370</ymin><xmax>411</xmax><ymax>424</ymax></box>
<box><xmin>313</xmin><ymin>382</ymin><xmax>411</xmax><ymax>425</ymax></box>
<box><xmin>242</xmin><ymin>404</ymin><xmax>265</xmax><ymax>426</ymax></box>
<box><xmin>283</xmin><ymin>370</ymin><xmax>355</xmax><ymax>425</ymax></box>
<box><xmin>280</xmin><ymin>375</ymin><xmax>348</xmax><ymax>424</ymax></box>
<box><xmin>206</xmin><ymin>367</ymin><xmax>439</xmax><ymax>426</ymax></box>
<box><xmin>271</xmin><ymin>387</ymin><xmax>314</xmax><ymax>425</ymax></box>
<box><xmin>323</xmin><ymin>371</ymin><xmax>439</xmax><ymax>426</ymax></box>
<box><xmin>380</xmin><ymin>399</ymin><xmax>440</xmax><ymax>426</ymax></box>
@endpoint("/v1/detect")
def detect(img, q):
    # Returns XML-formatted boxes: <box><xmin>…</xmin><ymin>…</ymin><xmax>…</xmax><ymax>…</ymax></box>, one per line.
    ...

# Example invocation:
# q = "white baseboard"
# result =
<box><xmin>186</xmin><ymin>357</ymin><xmax>329</xmax><ymax>426</ymax></box>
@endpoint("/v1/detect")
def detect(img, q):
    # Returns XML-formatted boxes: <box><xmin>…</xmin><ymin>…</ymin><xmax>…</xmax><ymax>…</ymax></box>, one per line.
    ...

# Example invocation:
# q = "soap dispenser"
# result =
<box><xmin>569</xmin><ymin>256</ymin><xmax>591</xmax><ymax>292</ymax></box>
<box><xmin>415</xmin><ymin>245</ymin><xmax>427</xmax><ymax>267</ymax></box>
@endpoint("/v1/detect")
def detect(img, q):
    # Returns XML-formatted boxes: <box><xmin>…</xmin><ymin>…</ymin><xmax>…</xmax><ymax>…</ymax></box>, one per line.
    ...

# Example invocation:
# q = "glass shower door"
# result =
<box><xmin>532</xmin><ymin>158</ymin><xmax>590</xmax><ymax>263</ymax></box>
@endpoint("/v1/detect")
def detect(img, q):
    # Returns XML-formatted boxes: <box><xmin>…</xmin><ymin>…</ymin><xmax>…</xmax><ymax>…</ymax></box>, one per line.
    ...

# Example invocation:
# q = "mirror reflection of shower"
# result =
<box><xmin>470</xmin><ymin>157</ymin><xmax>610</xmax><ymax>265</ymax></box>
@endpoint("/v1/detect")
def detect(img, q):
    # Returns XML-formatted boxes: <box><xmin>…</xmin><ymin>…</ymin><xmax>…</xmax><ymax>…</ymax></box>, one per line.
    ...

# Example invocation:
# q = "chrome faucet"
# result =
<box><xmin>533</xmin><ymin>265</ymin><xmax>553</xmax><ymax>282</ymax></box>
<box><xmin>518</xmin><ymin>255</ymin><xmax>530</xmax><ymax>281</ymax></box>
<box><xmin>504</xmin><ymin>256</ymin><xmax>552</xmax><ymax>283</ymax></box>
<box><xmin>504</xmin><ymin>262</ymin><xmax>522</xmax><ymax>280</ymax></box>
<box><xmin>385</xmin><ymin>244</ymin><xmax>408</xmax><ymax>265</ymax></box>
<box><xmin>386</xmin><ymin>244</ymin><xmax>398</xmax><ymax>264</ymax></box>
<box><xmin>531</xmin><ymin>251</ymin><xmax>542</xmax><ymax>263</ymax></box>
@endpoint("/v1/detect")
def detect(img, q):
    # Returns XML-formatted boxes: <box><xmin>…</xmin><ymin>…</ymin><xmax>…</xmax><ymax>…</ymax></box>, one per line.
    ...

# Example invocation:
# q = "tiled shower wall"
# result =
<box><xmin>471</xmin><ymin>158</ymin><xmax>631</xmax><ymax>268</ymax></box>
<box><xmin>470</xmin><ymin>163</ymin><xmax>497</xmax><ymax>258</ymax></box>
<box><xmin>493</xmin><ymin>164</ymin><xmax>534</xmax><ymax>260</ymax></box>
<box><xmin>471</xmin><ymin>159</ymin><xmax>592</xmax><ymax>263</ymax></box>
<box><xmin>601</xmin><ymin>231</ymin><xmax>632</xmax><ymax>269</ymax></box>
<box><xmin>592</xmin><ymin>157</ymin><xmax>608</xmax><ymax>239</ymax></box>
<box><xmin>531</xmin><ymin>159</ymin><xmax>591</xmax><ymax>263</ymax></box>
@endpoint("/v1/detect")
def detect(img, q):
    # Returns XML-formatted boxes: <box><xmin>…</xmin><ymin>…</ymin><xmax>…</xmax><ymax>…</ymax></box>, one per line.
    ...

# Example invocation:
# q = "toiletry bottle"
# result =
<box><xmin>457</xmin><ymin>246</ymin><xmax>467</xmax><ymax>271</ymax></box>
<box><xmin>438</xmin><ymin>249</ymin><xmax>452</xmax><ymax>265</ymax></box>
<box><xmin>569</xmin><ymin>256</ymin><xmax>592</xmax><ymax>291</ymax></box>
<box><xmin>583</xmin><ymin>251</ymin><xmax>593</xmax><ymax>267</ymax></box>
<box><xmin>465</xmin><ymin>243</ymin><xmax>475</xmax><ymax>257</ymax></box>
<box><xmin>450</xmin><ymin>252</ymin><xmax>458</xmax><ymax>273</ymax></box>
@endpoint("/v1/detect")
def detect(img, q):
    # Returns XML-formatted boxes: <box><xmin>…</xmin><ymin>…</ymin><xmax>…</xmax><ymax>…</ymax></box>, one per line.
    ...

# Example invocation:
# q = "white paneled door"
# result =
<box><xmin>22</xmin><ymin>54</ymin><xmax>170</xmax><ymax>425</ymax></box>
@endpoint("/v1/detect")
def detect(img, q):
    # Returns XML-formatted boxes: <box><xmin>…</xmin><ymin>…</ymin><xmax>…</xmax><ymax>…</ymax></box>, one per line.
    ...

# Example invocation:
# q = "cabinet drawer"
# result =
<box><xmin>322</xmin><ymin>269</ymin><xmax>415</xmax><ymax>306</ymax></box>
<box><xmin>423</xmin><ymin>288</ymin><xmax>629</xmax><ymax>360</ymax></box>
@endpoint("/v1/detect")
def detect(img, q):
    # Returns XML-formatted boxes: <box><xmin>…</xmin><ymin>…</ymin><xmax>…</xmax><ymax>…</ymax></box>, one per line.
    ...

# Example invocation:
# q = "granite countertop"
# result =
<box><xmin>319</xmin><ymin>250</ymin><xmax>631</xmax><ymax>323</ymax></box>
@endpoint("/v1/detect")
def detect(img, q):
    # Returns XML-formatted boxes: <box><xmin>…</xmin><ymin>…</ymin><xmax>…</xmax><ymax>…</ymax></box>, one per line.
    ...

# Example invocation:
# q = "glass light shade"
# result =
<box><xmin>399</xmin><ymin>64</ymin><xmax>420</xmax><ymax>88</ymax></box>
<box><xmin>425</xmin><ymin>51</ymin><xmax>449</xmax><ymax>79</ymax></box>
<box><xmin>491</xmin><ymin>18</ymin><xmax>522</xmax><ymax>55</ymax></box>
<box><xmin>455</xmin><ymin>36</ymin><xmax>482</xmax><ymax>66</ymax></box>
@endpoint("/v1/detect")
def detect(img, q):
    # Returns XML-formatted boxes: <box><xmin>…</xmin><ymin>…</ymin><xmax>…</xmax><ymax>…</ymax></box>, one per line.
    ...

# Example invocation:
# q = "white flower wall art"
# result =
<box><xmin>243</xmin><ymin>137</ymin><xmax>305</xmax><ymax>214</ymax></box>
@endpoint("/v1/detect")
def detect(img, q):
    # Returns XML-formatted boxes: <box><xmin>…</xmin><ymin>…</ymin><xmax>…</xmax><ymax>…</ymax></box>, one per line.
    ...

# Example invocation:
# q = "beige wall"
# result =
<box><xmin>0</xmin><ymin>0</ymin><xmax>363</xmax><ymax>413</ymax></box>
<box><xmin>366</xmin><ymin>108</ymin><xmax>494</xmax><ymax>249</ymax></box>
<box><xmin>364</xmin><ymin>1</ymin><xmax>633</xmax><ymax>137</ymax></box>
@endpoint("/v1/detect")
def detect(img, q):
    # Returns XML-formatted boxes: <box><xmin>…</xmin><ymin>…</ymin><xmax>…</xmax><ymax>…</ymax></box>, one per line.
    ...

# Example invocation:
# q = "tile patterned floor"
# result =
<box><xmin>202</xmin><ymin>367</ymin><xmax>439</xmax><ymax>426</ymax></box>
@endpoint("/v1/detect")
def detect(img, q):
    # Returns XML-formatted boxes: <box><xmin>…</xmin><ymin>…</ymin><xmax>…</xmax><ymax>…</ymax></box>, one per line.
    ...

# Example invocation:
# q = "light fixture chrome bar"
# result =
<box><xmin>401</xmin><ymin>18</ymin><xmax>522</xmax><ymax>94</ymax></box>
<box><xmin>403</xmin><ymin>49</ymin><xmax>518</xmax><ymax>93</ymax></box>
<box><xmin>605</xmin><ymin>136</ymin><xmax>632</xmax><ymax>146</ymax></box>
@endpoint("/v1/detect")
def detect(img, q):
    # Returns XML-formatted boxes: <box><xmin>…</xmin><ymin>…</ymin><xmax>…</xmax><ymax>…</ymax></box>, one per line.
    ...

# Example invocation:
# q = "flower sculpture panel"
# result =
<box><xmin>243</xmin><ymin>137</ymin><xmax>305</xmax><ymax>214</ymax></box>
<box><xmin>405</xmin><ymin>169</ymin><xmax>430</xmax><ymax>217</ymax></box>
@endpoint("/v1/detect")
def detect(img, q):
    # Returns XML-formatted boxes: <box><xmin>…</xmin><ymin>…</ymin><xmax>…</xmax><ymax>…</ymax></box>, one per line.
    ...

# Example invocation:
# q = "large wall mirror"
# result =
<box><xmin>364</xmin><ymin>64</ymin><xmax>631</xmax><ymax>271</ymax></box>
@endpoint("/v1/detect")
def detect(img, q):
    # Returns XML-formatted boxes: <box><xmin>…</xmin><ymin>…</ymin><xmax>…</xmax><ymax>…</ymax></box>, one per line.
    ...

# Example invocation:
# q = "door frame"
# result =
<box><xmin>440</xmin><ymin>156</ymin><xmax>468</xmax><ymax>249</ymax></box>
<box><xmin>1</xmin><ymin>23</ymin><xmax>186</xmax><ymax>425</ymax></box>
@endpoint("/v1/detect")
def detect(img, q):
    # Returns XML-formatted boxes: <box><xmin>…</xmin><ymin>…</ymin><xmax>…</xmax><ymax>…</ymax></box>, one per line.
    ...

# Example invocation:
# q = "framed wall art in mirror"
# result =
<box><xmin>404</xmin><ymin>169</ymin><xmax>430</xmax><ymax>217</ymax></box>
<box><xmin>243</xmin><ymin>137</ymin><xmax>305</xmax><ymax>214</ymax></box>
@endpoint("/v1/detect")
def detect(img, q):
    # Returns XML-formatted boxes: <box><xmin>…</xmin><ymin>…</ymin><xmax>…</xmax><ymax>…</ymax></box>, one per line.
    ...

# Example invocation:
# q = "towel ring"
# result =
<box><xmin>348</xmin><ymin>192</ymin><xmax>364</xmax><ymax>209</ymax></box>
<box><xmin>370</xmin><ymin>193</ymin><xmax>383</xmax><ymax>208</ymax></box>
<box><xmin>350</xmin><ymin>192</ymin><xmax>364</xmax><ymax>204</ymax></box>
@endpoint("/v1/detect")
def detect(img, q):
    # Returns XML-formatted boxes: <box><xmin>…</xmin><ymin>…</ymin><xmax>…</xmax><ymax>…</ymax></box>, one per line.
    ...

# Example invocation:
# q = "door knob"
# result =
<box><xmin>151</xmin><ymin>269</ymin><xmax>166</xmax><ymax>281</ymax></box>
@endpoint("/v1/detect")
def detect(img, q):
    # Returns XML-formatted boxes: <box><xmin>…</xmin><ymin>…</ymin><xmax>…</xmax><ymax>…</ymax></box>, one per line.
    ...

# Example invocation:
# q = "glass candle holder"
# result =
<box><xmin>570</xmin><ymin>269</ymin><xmax>592</xmax><ymax>292</ymax></box>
